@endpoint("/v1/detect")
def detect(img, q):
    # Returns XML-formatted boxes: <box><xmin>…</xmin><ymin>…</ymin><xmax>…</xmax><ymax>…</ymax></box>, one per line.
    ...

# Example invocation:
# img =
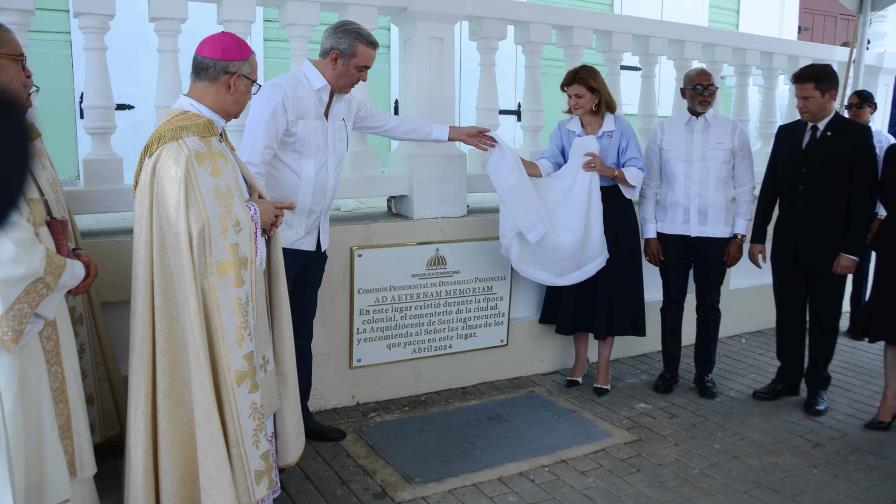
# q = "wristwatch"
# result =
<box><xmin>732</xmin><ymin>233</ymin><xmax>746</xmax><ymax>243</ymax></box>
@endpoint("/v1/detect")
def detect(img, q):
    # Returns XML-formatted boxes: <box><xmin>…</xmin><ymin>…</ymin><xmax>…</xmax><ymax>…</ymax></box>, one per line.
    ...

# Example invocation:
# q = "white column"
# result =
<box><xmin>388</xmin><ymin>11</ymin><xmax>466</xmax><ymax>219</ymax></box>
<box><xmin>515</xmin><ymin>22</ymin><xmax>552</xmax><ymax>161</ymax></box>
<box><xmin>668</xmin><ymin>40</ymin><xmax>701</xmax><ymax>116</ymax></box>
<box><xmin>149</xmin><ymin>0</ymin><xmax>187</xmax><ymax>124</ymax></box>
<box><xmin>72</xmin><ymin>0</ymin><xmax>123</xmax><ymax>188</ymax></box>
<box><xmin>279</xmin><ymin>1</ymin><xmax>319</xmax><ymax>70</ymax></box>
<box><xmin>0</xmin><ymin>0</ymin><xmax>34</xmax><ymax>51</ymax></box>
<box><xmin>701</xmin><ymin>45</ymin><xmax>732</xmax><ymax>95</ymax></box>
<box><xmin>756</xmin><ymin>53</ymin><xmax>788</xmax><ymax>168</ymax></box>
<box><xmin>217</xmin><ymin>0</ymin><xmax>256</xmax><ymax>148</ymax></box>
<box><xmin>340</xmin><ymin>5</ymin><xmax>382</xmax><ymax>178</ymax></box>
<box><xmin>732</xmin><ymin>49</ymin><xmax>759</xmax><ymax>131</ymax></box>
<box><xmin>595</xmin><ymin>31</ymin><xmax>632</xmax><ymax>109</ymax></box>
<box><xmin>868</xmin><ymin>7</ymin><xmax>889</xmax><ymax>53</ymax></box>
<box><xmin>634</xmin><ymin>37</ymin><xmax>667</xmax><ymax>143</ymax></box>
<box><xmin>784</xmin><ymin>56</ymin><xmax>810</xmax><ymax>123</ymax></box>
<box><xmin>557</xmin><ymin>26</ymin><xmax>592</xmax><ymax>69</ymax></box>
<box><xmin>467</xmin><ymin>18</ymin><xmax>506</xmax><ymax>174</ymax></box>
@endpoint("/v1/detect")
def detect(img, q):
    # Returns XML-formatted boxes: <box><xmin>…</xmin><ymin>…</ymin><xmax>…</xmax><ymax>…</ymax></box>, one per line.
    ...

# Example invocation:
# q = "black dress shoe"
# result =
<box><xmin>305</xmin><ymin>421</ymin><xmax>347</xmax><ymax>442</ymax></box>
<box><xmin>693</xmin><ymin>374</ymin><xmax>718</xmax><ymax>399</ymax></box>
<box><xmin>804</xmin><ymin>390</ymin><xmax>829</xmax><ymax>416</ymax></box>
<box><xmin>593</xmin><ymin>384</ymin><xmax>611</xmax><ymax>397</ymax></box>
<box><xmin>863</xmin><ymin>415</ymin><xmax>895</xmax><ymax>431</ymax></box>
<box><xmin>652</xmin><ymin>370</ymin><xmax>678</xmax><ymax>394</ymax></box>
<box><xmin>751</xmin><ymin>380</ymin><xmax>800</xmax><ymax>401</ymax></box>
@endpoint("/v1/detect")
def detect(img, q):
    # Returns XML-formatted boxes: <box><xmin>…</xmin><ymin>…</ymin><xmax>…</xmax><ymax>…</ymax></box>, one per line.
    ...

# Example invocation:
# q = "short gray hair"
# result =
<box><xmin>190</xmin><ymin>54</ymin><xmax>254</xmax><ymax>83</ymax></box>
<box><xmin>318</xmin><ymin>20</ymin><xmax>379</xmax><ymax>61</ymax></box>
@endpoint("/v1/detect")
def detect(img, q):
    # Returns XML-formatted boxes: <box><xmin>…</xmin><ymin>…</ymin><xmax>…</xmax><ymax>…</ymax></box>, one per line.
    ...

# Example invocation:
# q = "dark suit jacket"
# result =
<box><xmin>750</xmin><ymin>112</ymin><xmax>878</xmax><ymax>270</ymax></box>
<box><xmin>873</xmin><ymin>144</ymin><xmax>896</xmax><ymax>256</ymax></box>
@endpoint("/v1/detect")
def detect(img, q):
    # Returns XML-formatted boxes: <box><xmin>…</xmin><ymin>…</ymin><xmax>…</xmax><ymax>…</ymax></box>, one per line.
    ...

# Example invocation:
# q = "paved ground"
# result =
<box><xmin>95</xmin><ymin>327</ymin><xmax>895</xmax><ymax>503</ymax></box>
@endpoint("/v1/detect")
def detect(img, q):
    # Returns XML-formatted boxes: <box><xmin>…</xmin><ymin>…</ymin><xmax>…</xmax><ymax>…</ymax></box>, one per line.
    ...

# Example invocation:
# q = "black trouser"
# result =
<box><xmin>657</xmin><ymin>233</ymin><xmax>729</xmax><ymax>378</ymax></box>
<box><xmin>771</xmin><ymin>262</ymin><xmax>848</xmax><ymax>392</ymax></box>
<box><xmin>282</xmin><ymin>242</ymin><xmax>328</xmax><ymax>427</ymax></box>
<box><xmin>847</xmin><ymin>244</ymin><xmax>873</xmax><ymax>331</ymax></box>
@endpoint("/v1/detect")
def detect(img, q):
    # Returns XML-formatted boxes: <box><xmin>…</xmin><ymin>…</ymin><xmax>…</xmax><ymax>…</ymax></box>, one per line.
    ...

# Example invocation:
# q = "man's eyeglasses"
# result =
<box><xmin>844</xmin><ymin>103</ymin><xmax>872</xmax><ymax>111</ymax></box>
<box><xmin>239</xmin><ymin>74</ymin><xmax>262</xmax><ymax>95</ymax></box>
<box><xmin>0</xmin><ymin>53</ymin><xmax>27</xmax><ymax>72</ymax></box>
<box><xmin>28</xmin><ymin>84</ymin><xmax>40</xmax><ymax>98</ymax></box>
<box><xmin>683</xmin><ymin>84</ymin><xmax>719</xmax><ymax>95</ymax></box>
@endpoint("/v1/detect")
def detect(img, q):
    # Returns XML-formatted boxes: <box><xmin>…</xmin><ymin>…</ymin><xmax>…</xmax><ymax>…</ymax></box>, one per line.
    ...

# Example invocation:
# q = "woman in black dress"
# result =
<box><xmin>858</xmin><ymin>144</ymin><xmax>896</xmax><ymax>430</ymax></box>
<box><xmin>519</xmin><ymin>65</ymin><xmax>647</xmax><ymax>396</ymax></box>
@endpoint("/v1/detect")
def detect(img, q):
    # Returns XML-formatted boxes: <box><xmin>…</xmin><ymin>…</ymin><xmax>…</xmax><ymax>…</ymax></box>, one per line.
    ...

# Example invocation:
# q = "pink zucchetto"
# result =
<box><xmin>194</xmin><ymin>31</ymin><xmax>254</xmax><ymax>61</ymax></box>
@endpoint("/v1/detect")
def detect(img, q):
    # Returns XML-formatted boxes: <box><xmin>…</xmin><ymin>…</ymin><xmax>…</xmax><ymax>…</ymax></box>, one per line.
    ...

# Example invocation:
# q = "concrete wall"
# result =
<box><xmin>85</xmin><ymin>211</ymin><xmax>777</xmax><ymax>412</ymax></box>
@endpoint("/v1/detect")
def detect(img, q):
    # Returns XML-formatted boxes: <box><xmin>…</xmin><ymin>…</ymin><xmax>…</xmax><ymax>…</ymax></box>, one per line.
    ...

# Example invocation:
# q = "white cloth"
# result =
<box><xmin>239</xmin><ymin>59</ymin><xmax>449</xmax><ymax>251</ymax></box>
<box><xmin>640</xmin><ymin>108</ymin><xmax>755</xmax><ymax>238</ymax></box>
<box><xmin>487</xmin><ymin>134</ymin><xmax>608</xmax><ymax>286</ymax></box>
<box><xmin>872</xmin><ymin>127</ymin><xmax>895</xmax><ymax>217</ymax></box>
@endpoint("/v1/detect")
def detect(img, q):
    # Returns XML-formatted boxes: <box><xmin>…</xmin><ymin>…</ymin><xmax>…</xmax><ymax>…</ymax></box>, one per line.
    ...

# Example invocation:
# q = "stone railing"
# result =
<box><xmin>3</xmin><ymin>0</ymin><xmax>895</xmax><ymax>218</ymax></box>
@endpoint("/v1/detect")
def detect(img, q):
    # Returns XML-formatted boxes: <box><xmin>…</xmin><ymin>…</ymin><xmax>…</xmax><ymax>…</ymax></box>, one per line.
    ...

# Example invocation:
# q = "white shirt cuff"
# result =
<box><xmin>432</xmin><ymin>124</ymin><xmax>450</xmax><ymax>142</ymax></box>
<box><xmin>617</xmin><ymin>167</ymin><xmax>643</xmax><ymax>200</ymax></box>
<box><xmin>641</xmin><ymin>223</ymin><xmax>657</xmax><ymax>239</ymax></box>
<box><xmin>733</xmin><ymin>219</ymin><xmax>750</xmax><ymax>236</ymax></box>
<box><xmin>840</xmin><ymin>253</ymin><xmax>859</xmax><ymax>262</ymax></box>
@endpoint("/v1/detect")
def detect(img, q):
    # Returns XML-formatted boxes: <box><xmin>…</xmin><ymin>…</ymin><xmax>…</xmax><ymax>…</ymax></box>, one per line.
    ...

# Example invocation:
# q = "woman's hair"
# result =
<box><xmin>849</xmin><ymin>89</ymin><xmax>877</xmax><ymax>113</ymax></box>
<box><xmin>560</xmin><ymin>65</ymin><xmax>617</xmax><ymax>115</ymax></box>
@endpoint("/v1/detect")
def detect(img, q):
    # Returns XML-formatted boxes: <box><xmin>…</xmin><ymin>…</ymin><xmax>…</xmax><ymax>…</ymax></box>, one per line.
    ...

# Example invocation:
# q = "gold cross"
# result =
<box><xmin>254</xmin><ymin>450</ymin><xmax>276</xmax><ymax>492</ymax></box>
<box><xmin>216</xmin><ymin>244</ymin><xmax>248</xmax><ymax>288</ymax></box>
<box><xmin>234</xmin><ymin>351</ymin><xmax>259</xmax><ymax>393</ymax></box>
<box><xmin>194</xmin><ymin>138</ymin><xmax>230</xmax><ymax>177</ymax></box>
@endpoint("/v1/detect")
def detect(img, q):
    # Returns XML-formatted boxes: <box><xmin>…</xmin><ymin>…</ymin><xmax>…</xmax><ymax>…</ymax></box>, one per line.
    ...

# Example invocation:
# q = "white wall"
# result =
<box><xmin>739</xmin><ymin>0</ymin><xmax>799</xmax><ymax>39</ymax></box>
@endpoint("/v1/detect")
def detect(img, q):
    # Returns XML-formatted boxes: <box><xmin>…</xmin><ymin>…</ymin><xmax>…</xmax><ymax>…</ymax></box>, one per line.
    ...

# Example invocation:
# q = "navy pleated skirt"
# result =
<box><xmin>539</xmin><ymin>185</ymin><xmax>647</xmax><ymax>339</ymax></box>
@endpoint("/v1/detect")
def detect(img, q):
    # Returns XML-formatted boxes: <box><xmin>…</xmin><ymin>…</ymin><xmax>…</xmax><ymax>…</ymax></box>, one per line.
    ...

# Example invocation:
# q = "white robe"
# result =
<box><xmin>487</xmin><ymin>135</ymin><xmax>608</xmax><ymax>286</ymax></box>
<box><xmin>0</xmin><ymin>193</ymin><xmax>99</xmax><ymax>503</ymax></box>
<box><xmin>126</xmin><ymin>109</ymin><xmax>304</xmax><ymax>504</ymax></box>
<box><xmin>27</xmin><ymin>127</ymin><xmax>125</xmax><ymax>445</ymax></box>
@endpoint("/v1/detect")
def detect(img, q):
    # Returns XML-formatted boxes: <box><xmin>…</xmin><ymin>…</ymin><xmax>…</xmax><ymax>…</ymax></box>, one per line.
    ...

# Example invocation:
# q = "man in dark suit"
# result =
<box><xmin>748</xmin><ymin>63</ymin><xmax>878</xmax><ymax>416</ymax></box>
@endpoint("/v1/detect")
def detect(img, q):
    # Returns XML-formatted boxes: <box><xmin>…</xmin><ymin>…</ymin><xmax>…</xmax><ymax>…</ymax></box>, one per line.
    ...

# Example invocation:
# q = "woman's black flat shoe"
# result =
<box><xmin>863</xmin><ymin>415</ymin><xmax>895</xmax><ymax>431</ymax></box>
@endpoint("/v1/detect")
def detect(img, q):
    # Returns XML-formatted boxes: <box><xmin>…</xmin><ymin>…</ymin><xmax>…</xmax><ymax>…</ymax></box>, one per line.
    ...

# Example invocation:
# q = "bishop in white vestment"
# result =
<box><xmin>125</xmin><ymin>32</ymin><xmax>303</xmax><ymax>504</ymax></box>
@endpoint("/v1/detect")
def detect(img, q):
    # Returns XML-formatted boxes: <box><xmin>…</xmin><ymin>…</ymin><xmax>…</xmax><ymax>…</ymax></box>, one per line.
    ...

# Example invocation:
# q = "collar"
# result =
<box><xmin>303</xmin><ymin>59</ymin><xmax>331</xmax><ymax>101</ymax></box>
<box><xmin>679</xmin><ymin>107</ymin><xmax>715</xmax><ymax>125</ymax></box>
<box><xmin>565</xmin><ymin>112</ymin><xmax>616</xmax><ymax>136</ymax></box>
<box><xmin>808</xmin><ymin>109</ymin><xmax>837</xmax><ymax>132</ymax></box>
<box><xmin>173</xmin><ymin>94</ymin><xmax>228</xmax><ymax>134</ymax></box>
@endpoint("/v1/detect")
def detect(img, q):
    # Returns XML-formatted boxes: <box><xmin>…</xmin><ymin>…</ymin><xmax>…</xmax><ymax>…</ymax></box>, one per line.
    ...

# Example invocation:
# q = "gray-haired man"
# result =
<box><xmin>239</xmin><ymin>20</ymin><xmax>495</xmax><ymax>442</ymax></box>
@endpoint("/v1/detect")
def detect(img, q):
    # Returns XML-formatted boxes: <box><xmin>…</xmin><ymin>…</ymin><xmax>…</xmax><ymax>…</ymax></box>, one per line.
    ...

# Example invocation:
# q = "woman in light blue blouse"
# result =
<box><xmin>520</xmin><ymin>65</ymin><xmax>647</xmax><ymax>396</ymax></box>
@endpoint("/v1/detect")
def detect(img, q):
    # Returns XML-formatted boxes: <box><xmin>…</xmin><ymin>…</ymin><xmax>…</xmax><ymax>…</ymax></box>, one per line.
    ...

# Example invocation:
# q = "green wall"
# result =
<box><xmin>263</xmin><ymin>8</ymin><xmax>393</xmax><ymax>167</ymax></box>
<box><xmin>708</xmin><ymin>0</ymin><xmax>740</xmax><ymax>31</ymax></box>
<box><xmin>27</xmin><ymin>0</ymin><xmax>78</xmax><ymax>180</ymax></box>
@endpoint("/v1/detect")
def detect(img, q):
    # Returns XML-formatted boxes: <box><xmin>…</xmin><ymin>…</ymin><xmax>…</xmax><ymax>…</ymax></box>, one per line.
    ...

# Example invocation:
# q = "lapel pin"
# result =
<box><xmin>826</xmin><ymin>131</ymin><xmax>832</xmax><ymax>136</ymax></box>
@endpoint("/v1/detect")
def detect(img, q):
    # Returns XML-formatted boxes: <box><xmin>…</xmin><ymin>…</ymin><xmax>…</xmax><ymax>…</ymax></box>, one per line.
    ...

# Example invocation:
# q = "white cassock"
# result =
<box><xmin>487</xmin><ymin>134</ymin><xmax>608</xmax><ymax>286</ymax></box>
<box><xmin>26</xmin><ymin>123</ymin><xmax>126</xmax><ymax>445</ymax></box>
<box><xmin>0</xmin><ymin>187</ymin><xmax>100</xmax><ymax>502</ymax></box>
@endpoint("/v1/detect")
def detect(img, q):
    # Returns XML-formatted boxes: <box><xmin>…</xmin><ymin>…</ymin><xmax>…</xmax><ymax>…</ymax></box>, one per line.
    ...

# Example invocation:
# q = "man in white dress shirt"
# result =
<box><xmin>240</xmin><ymin>20</ymin><xmax>494</xmax><ymax>442</ymax></box>
<box><xmin>640</xmin><ymin>68</ymin><xmax>755</xmax><ymax>399</ymax></box>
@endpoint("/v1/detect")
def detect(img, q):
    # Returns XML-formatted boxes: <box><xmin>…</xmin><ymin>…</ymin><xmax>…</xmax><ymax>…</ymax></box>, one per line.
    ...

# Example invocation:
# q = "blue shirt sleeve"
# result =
<box><xmin>536</xmin><ymin>123</ymin><xmax>568</xmax><ymax>176</ymax></box>
<box><xmin>614</xmin><ymin>115</ymin><xmax>645</xmax><ymax>173</ymax></box>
